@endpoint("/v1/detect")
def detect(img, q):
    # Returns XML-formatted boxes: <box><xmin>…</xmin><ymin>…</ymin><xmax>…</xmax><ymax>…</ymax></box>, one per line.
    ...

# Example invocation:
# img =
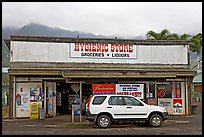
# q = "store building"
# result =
<box><xmin>4</xmin><ymin>35</ymin><xmax>196</xmax><ymax>119</ymax></box>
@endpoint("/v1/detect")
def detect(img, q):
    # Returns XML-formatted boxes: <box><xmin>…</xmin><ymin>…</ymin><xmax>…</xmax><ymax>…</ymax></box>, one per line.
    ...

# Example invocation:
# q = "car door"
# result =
<box><xmin>124</xmin><ymin>96</ymin><xmax>148</xmax><ymax>119</ymax></box>
<box><xmin>107</xmin><ymin>96</ymin><xmax>127</xmax><ymax>119</ymax></box>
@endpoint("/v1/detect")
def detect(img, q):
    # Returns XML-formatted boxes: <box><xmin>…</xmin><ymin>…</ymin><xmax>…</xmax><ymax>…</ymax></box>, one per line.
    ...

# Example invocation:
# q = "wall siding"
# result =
<box><xmin>11</xmin><ymin>41</ymin><xmax>188</xmax><ymax>64</ymax></box>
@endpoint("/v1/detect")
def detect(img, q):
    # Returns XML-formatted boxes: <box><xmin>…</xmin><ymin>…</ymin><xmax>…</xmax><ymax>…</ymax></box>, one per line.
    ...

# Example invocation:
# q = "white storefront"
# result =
<box><xmin>5</xmin><ymin>36</ymin><xmax>196</xmax><ymax>119</ymax></box>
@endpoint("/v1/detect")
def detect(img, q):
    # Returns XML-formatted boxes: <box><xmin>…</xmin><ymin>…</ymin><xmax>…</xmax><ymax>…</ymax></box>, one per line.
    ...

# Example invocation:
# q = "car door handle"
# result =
<box><xmin>107</xmin><ymin>107</ymin><xmax>112</xmax><ymax>108</ymax></box>
<box><xmin>127</xmin><ymin>107</ymin><xmax>132</xmax><ymax>108</ymax></box>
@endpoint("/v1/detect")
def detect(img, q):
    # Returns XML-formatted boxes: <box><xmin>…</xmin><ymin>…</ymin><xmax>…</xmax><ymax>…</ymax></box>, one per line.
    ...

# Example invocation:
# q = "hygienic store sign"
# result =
<box><xmin>70</xmin><ymin>43</ymin><xmax>137</xmax><ymax>59</ymax></box>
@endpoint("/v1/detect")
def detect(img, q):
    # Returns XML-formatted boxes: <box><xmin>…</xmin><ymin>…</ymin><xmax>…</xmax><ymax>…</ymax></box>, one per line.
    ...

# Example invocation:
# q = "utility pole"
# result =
<box><xmin>191</xmin><ymin>57</ymin><xmax>202</xmax><ymax>70</ymax></box>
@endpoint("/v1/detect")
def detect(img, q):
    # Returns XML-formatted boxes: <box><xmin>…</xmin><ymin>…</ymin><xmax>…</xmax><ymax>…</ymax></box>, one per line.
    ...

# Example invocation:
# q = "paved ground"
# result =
<box><xmin>2</xmin><ymin>101</ymin><xmax>202</xmax><ymax>135</ymax></box>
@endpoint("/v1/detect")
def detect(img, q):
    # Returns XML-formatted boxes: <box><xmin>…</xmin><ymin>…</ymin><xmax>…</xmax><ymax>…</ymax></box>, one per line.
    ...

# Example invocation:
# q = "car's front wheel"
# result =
<box><xmin>149</xmin><ymin>114</ymin><xmax>163</xmax><ymax>127</ymax></box>
<box><xmin>97</xmin><ymin>115</ymin><xmax>111</xmax><ymax>128</ymax></box>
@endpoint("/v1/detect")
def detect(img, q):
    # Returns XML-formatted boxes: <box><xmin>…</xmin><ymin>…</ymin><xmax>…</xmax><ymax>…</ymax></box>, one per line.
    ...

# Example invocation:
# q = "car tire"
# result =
<box><xmin>97</xmin><ymin>115</ymin><xmax>111</xmax><ymax>128</ymax></box>
<box><xmin>149</xmin><ymin>114</ymin><xmax>163</xmax><ymax>127</ymax></box>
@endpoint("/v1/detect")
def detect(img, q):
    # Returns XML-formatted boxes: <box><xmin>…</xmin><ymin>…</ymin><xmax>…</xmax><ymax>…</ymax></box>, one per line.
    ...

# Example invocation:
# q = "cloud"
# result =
<box><xmin>2</xmin><ymin>2</ymin><xmax>202</xmax><ymax>37</ymax></box>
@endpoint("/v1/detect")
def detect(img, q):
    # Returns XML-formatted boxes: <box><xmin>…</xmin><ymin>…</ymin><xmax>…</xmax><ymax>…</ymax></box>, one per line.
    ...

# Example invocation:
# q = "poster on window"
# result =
<box><xmin>16</xmin><ymin>92</ymin><xmax>29</xmax><ymax>108</ymax></box>
<box><xmin>30</xmin><ymin>87</ymin><xmax>42</xmax><ymax>102</ymax></box>
<box><xmin>158</xmin><ymin>98</ymin><xmax>174</xmax><ymax>115</ymax></box>
<box><xmin>157</xmin><ymin>82</ymin><xmax>172</xmax><ymax>98</ymax></box>
<box><xmin>116</xmin><ymin>84</ymin><xmax>144</xmax><ymax>99</ymax></box>
<box><xmin>171</xmin><ymin>82</ymin><xmax>181</xmax><ymax>98</ymax></box>
<box><xmin>16</xmin><ymin>91</ymin><xmax>30</xmax><ymax>117</ymax></box>
<box><xmin>173</xmin><ymin>98</ymin><xmax>183</xmax><ymax>114</ymax></box>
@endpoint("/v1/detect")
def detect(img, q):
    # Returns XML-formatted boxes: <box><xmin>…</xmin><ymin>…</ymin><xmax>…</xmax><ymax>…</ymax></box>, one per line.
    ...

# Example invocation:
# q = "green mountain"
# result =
<box><xmin>16</xmin><ymin>23</ymin><xmax>112</xmax><ymax>38</ymax></box>
<box><xmin>2</xmin><ymin>23</ymin><xmax>145</xmax><ymax>67</ymax></box>
<box><xmin>2</xmin><ymin>23</ymin><xmax>110</xmax><ymax>67</ymax></box>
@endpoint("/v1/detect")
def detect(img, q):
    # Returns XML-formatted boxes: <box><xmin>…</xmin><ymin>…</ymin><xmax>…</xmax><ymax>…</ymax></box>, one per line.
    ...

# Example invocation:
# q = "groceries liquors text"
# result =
<box><xmin>70</xmin><ymin>43</ymin><xmax>137</xmax><ymax>59</ymax></box>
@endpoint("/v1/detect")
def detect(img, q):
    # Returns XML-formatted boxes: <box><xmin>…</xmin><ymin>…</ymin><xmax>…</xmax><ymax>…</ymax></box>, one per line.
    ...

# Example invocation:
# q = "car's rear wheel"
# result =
<box><xmin>149</xmin><ymin>114</ymin><xmax>163</xmax><ymax>127</ymax></box>
<box><xmin>97</xmin><ymin>115</ymin><xmax>111</xmax><ymax>128</ymax></box>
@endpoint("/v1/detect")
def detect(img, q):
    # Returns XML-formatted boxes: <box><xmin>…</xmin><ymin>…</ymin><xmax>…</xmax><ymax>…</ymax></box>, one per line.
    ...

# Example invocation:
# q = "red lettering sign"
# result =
<box><xmin>92</xmin><ymin>84</ymin><xmax>116</xmax><ymax>93</ymax></box>
<box><xmin>111</xmin><ymin>44</ymin><xmax>133</xmax><ymax>53</ymax></box>
<box><xmin>74</xmin><ymin>43</ymin><xmax>109</xmax><ymax>52</ymax></box>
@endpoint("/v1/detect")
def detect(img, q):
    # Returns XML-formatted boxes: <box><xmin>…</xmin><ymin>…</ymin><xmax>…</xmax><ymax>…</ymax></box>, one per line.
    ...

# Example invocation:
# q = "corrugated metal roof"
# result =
<box><xmin>7</xmin><ymin>35</ymin><xmax>191</xmax><ymax>45</ymax></box>
<box><xmin>2</xmin><ymin>67</ymin><xmax>9</xmax><ymax>73</ymax></box>
<box><xmin>193</xmin><ymin>71</ymin><xmax>202</xmax><ymax>83</ymax></box>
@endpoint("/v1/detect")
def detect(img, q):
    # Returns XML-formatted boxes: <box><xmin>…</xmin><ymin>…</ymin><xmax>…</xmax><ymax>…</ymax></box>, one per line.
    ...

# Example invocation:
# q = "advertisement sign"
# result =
<box><xmin>156</xmin><ymin>82</ymin><xmax>172</xmax><ymax>98</ymax></box>
<box><xmin>70</xmin><ymin>84</ymin><xmax>80</xmax><ymax>93</ymax></box>
<box><xmin>116</xmin><ymin>84</ymin><xmax>144</xmax><ymax>99</ymax></box>
<box><xmin>16</xmin><ymin>92</ymin><xmax>30</xmax><ymax>117</ymax></box>
<box><xmin>70</xmin><ymin>43</ymin><xmax>137</xmax><ymax>59</ymax></box>
<box><xmin>72</xmin><ymin>104</ymin><xmax>80</xmax><ymax>116</ymax></box>
<box><xmin>92</xmin><ymin>84</ymin><xmax>116</xmax><ymax>94</ymax></box>
<box><xmin>30</xmin><ymin>87</ymin><xmax>42</xmax><ymax>102</ymax></box>
<box><xmin>158</xmin><ymin>98</ymin><xmax>174</xmax><ymax>114</ymax></box>
<box><xmin>173</xmin><ymin>98</ymin><xmax>183</xmax><ymax>114</ymax></box>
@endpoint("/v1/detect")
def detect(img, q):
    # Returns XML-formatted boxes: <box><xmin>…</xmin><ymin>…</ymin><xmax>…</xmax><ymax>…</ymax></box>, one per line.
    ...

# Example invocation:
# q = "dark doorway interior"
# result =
<box><xmin>56</xmin><ymin>82</ymin><xmax>92</xmax><ymax>115</ymax></box>
<box><xmin>56</xmin><ymin>82</ymin><xmax>69</xmax><ymax>115</ymax></box>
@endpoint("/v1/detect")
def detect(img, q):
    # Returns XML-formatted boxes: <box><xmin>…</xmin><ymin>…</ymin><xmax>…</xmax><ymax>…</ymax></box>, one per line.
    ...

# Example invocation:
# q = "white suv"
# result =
<box><xmin>85</xmin><ymin>94</ymin><xmax>168</xmax><ymax>128</ymax></box>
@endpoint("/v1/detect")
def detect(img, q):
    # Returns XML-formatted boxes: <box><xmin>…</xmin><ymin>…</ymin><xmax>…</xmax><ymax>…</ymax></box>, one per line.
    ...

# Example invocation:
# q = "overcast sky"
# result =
<box><xmin>2</xmin><ymin>2</ymin><xmax>202</xmax><ymax>38</ymax></box>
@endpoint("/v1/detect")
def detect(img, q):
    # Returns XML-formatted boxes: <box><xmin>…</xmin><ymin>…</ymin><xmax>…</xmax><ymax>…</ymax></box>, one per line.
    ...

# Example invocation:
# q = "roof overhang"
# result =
<box><xmin>62</xmin><ymin>70</ymin><xmax>196</xmax><ymax>79</ymax></box>
<box><xmin>8</xmin><ymin>67</ymin><xmax>197</xmax><ymax>79</ymax></box>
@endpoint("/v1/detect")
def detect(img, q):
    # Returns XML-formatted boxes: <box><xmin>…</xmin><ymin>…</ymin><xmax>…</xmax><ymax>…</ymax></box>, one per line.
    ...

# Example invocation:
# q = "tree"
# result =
<box><xmin>190</xmin><ymin>33</ymin><xmax>202</xmax><ymax>53</ymax></box>
<box><xmin>146</xmin><ymin>29</ymin><xmax>191</xmax><ymax>40</ymax></box>
<box><xmin>146</xmin><ymin>29</ymin><xmax>203</xmax><ymax>52</ymax></box>
<box><xmin>146</xmin><ymin>29</ymin><xmax>171</xmax><ymax>40</ymax></box>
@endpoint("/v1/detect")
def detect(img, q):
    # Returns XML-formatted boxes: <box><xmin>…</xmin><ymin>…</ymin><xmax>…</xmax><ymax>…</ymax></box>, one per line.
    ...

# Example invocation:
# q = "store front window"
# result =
<box><xmin>156</xmin><ymin>81</ymin><xmax>184</xmax><ymax>115</ymax></box>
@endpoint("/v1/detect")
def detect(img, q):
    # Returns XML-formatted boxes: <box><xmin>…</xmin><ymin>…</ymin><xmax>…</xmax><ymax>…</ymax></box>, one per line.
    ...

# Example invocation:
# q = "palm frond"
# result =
<box><xmin>146</xmin><ymin>31</ymin><xmax>160</xmax><ymax>40</ymax></box>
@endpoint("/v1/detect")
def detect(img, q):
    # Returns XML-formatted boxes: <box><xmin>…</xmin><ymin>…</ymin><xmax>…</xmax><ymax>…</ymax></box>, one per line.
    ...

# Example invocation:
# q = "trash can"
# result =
<box><xmin>39</xmin><ymin>108</ymin><xmax>45</xmax><ymax>120</ymax></box>
<box><xmin>191</xmin><ymin>105</ymin><xmax>197</xmax><ymax>115</ymax></box>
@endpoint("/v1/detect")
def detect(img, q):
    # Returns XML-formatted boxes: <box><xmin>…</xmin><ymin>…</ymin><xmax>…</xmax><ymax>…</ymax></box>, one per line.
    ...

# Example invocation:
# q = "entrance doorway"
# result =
<box><xmin>56</xmin><ymin>82</ymin><xmax>92</xmax><ymax>116</ymax></box>
<box><xmin>56</xmin><ymin>82</ymin><xmax>69</xmax><ymax>115</ymax></box>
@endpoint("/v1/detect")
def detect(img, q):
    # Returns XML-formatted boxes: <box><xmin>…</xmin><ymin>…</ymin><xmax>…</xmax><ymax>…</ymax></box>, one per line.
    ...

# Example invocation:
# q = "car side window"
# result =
<box><xmin>92</xmin><ymin>96</ymin><xmax>107</xmax><ymax>105</ymax></box>
<box><xmin>124</xmin><ymin>97</ymin><xmax>143</xmax><ymax>106</ymax></box>
<box><xmin>108</xmin><ymin>96</ymin><xmax>125</xmax><ymax>105</ymax></box>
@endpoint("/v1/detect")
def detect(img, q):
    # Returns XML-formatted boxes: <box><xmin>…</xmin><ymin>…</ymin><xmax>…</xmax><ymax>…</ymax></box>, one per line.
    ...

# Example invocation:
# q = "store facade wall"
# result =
<box><xmin>5</xmin><ymin>36</ymin><xmax>196</xmax><ymax>118</ymax></box>
<box><xmin>12</xmin><ymin>77</ymin><xmax>58</xmax><ymax>118</ymax></box>
<box><xmin>91</xmin><ymin>80</ymin><xmax>186</xmax><ymax>115</ymax></box>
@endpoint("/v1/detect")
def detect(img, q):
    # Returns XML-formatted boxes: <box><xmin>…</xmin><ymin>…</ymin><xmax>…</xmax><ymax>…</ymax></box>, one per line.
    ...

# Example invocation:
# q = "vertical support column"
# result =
<box><xmin>79</xmin><ymin>82</ymin><xmax>82</xmax><ymax>122</ymax></box>
<box><xmin>185</xmin><ymin>78</ymin><xmax>188</xmax><ymax>116</ymax></box>
<box><xmin>146</xmin><ymin>82</ymin><xmax>149</xmax><ymax>103</ymax></box>
<box><xmin>8</xmin><ymin>75</ymin><xmax>14</xmax><ymax>119</ymax></box>
<box><xmin>72</xmin><ymin>105</ymin><xmax>74</xmax><ymax>123</ymax></box>
<box><xmin>154</xmin><ymin>81</ymin><xmax>157</xmax><ymax>105</ymax></box>
<box><xmin>14</xmin><ymin>76</ymin><xmax>16</xmax><ymax>119</ymax></box>
<box><xmin>44</xmin><ymin>81</ymin><xmax>47</xmax><ymax>116</ymax></box>
<box><xmin>187</xmin><ymin>77</ymin><xmax>193</xmax><ymax>115</ymax></box>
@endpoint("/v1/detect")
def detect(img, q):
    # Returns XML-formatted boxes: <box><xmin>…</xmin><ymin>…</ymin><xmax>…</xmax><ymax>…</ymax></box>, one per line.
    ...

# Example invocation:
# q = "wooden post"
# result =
<box><xmin>8</xmin><ymin>75</ymin><xmax>14</xmax><ymax>119</ymax></box>
<box><xmin>44</xmin><ymin>81</ymin><xmax>47</xmax><ymax>117</ymax></box>
<box><xmin>14</xmin><ymin>76</ymin><xmax>16</xmax><ymax>119</ymax></box>
<box><xmin>187</xmin><ymin>76</ymin><xmax>193</xmax><ymax>115</ymax></box>
<box><xmin>154</xmin><ymin>81</ymin><xmax>157</xmax><ymax>105</ymax></box>
<box><xmin>79</xmin><ymin>82</ymin><xmax>82</xmax><ymax>122</ymax></box>
<box><xmin>72</xmin><ymin>105</ymin><xmax>74</xmax><ymax>123</ymax></box>
<box><xmin>185</xmin><ymin>78</ymin><xmax>188</xmax><ymax>116</ymax></box>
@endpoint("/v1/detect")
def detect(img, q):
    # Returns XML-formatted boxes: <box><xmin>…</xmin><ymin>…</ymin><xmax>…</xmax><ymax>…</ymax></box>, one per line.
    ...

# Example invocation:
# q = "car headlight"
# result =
<box><xmin>162</xmin><ymin>107</ymin><xmax>167</xmax><ymax>112</ymax></box>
